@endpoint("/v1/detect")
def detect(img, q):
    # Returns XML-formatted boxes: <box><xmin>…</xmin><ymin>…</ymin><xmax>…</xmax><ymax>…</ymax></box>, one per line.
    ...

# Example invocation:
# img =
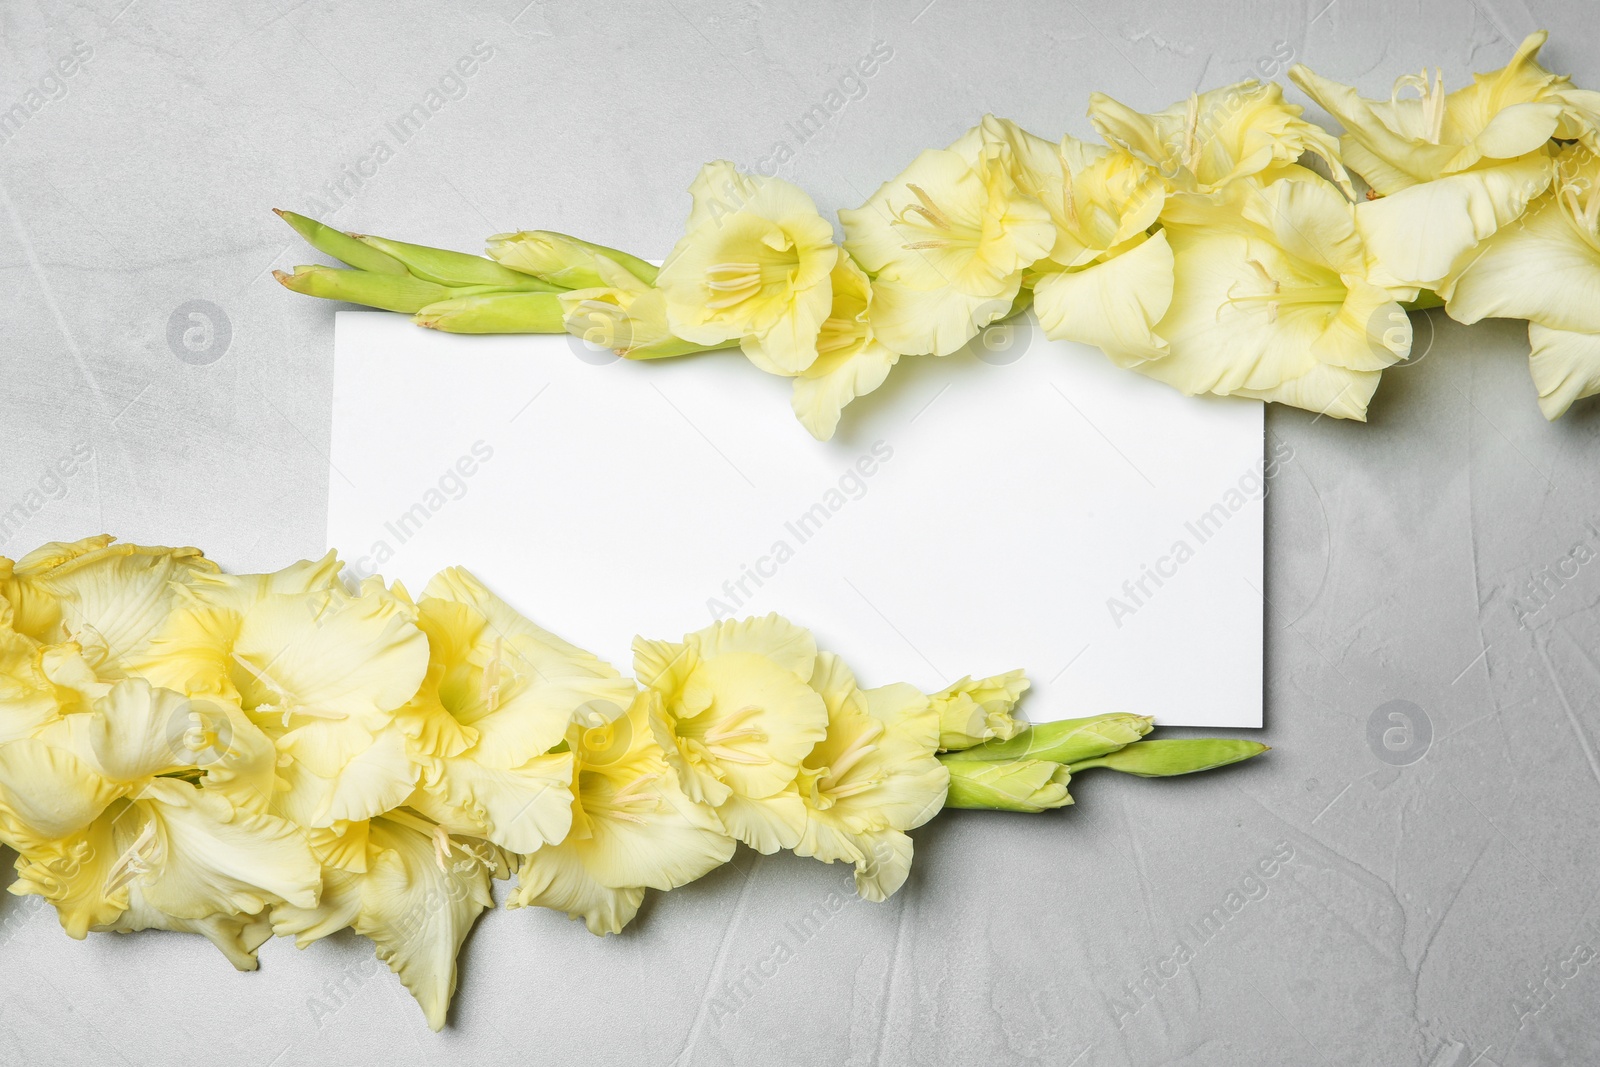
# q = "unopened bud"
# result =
<box><xmin>488</xmin><ymin>230</ymin><xmax>659</xmax><ymax>288</ymax></box>
<box><xmin>415</xmin><ymin>291</ymin><xmax>567</xmax><ymax>333</ymax></box>
<box><xmin>273</xmin><ymin>266</ymin><xmax>455</xmax><ymax>314</ymax></box>
<box><xmin>943</xmin><ymin>758</ymin><xmax>1073</xmax><ymax>812</ymax></box>
<box><xmin>944</xmin><ymin>712</ymin><xmax>1152</xmax><ymax>765</ymax></box>
<box><xmin>1069</xmin><ymin>738</ymin><xmax>1268</xmax><ymax>777</ymax></box>
<box><xmin>353</xmin><ymin>233</ymin><xmax>562</xmax><ymax>292</ymax></box>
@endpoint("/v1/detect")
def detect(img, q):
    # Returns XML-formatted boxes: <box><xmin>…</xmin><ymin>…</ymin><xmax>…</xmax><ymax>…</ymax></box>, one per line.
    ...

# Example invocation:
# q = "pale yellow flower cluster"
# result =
<box><xmin>639</xmin><ymin>74</ymin><xmax>1439</xmax><ymax>425</ymax></box>
<box><xmin>0</xmin><ymin>537</ymin><xmax>1027</xmax><ymax>1029</ymax></box>
<box><xmin>278</xmin><ymin>31</ymin><xmax>1600</xmax><ymax>432</ymax></box>
<box><xmin>1292</xmin><ymin>32</ymin><xmax>1600</xmax><ymax>418</ymax></box>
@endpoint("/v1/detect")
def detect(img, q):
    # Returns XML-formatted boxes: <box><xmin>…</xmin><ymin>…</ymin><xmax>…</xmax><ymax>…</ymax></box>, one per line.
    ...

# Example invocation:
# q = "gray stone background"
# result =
<box><xmin>3</xmin><ymin>0</ymin><xmax>1599</xmax><ymax>1064</ymax></box>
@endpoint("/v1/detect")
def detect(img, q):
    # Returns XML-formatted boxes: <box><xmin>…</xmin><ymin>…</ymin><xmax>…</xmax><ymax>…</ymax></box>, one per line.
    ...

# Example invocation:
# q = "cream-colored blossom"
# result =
<box><xmin>634</xmin><ymin>614</ymin><xmax>828</xmax><ymax>854</ymax></box>
<box><xmin>1089</xmin><ymin>80</ymin><xmax>1350</xmax><ymax>196</ymax></box>
<box><xmin>557</xmin><ymin>255</ymin><xmax>708</xmax><ymax>361</ymax></box>
<box><xmin>1444</xmin><ymin>144</ymin><xmax>1600</xmax><ymax>417</ymax></box>
<box><xmin>657</xmin><ymin>161</ymin><xmax>838</xmax><ymax>374</ymax></box>
<box><xmin>128</xmin><ymin>565</ymin><xmax>429</xmax><ymax>829</ymax></box>
<box><xmin>0</xmin><ymin>536</ymin><xmax>217</xmax><ymax>676</ymax></box>
<box><xmin>840</xmin><ymin>137</ymin><xmax>1054</xmax><ymax>356</ymax></box>
<box><xmin>1140</xmin><ymin>170</ymin><xmax>1411</xmax><ymax>418</ymax></box>
<box><xmin>951</xmin><ymin>116</ymin><xmax>1173</xmax><ymax>364</ymax></box>
<box><xmin>789</xmin><ymin>255</ymin><xmax>900</xmax><ymax>441</ymax></box>
<box><xmin>509</xmin><ymin>688</ymin><xmax>734</xmax><ymax>934</ymax></box>
<box><xmin>0</xmin><ymin>680</ymin><xmax>319</xmax><ymax>963</ymax></box>
<box><xmin>397</xmin><ymin>567</ymin><xmax>638</xmax><ymax>853</ymax></box>
<box><xmin>1290</xmin><ymin>32</ymin><xmax>1598</xmax><ymax>291</ymax></box>
<box><xmin>793</xmin><ymin>653</ymin><xmax>947</xmax><ymax>901</ymax></box>
<box><xmin>272</xmin><ymin>811</ymin><xmax>503</xmax><ymax>1031</ymax></box>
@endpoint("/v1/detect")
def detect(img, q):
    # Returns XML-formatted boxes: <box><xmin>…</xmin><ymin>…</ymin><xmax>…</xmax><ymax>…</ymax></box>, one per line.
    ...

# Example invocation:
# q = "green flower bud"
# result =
<box><xmin>273</xmin><ymin>265</ymin><xmax>456</xmax><ymax>313</ymax></box>
<box><xmin>488</xmin><ymin>230</ymin><xmax>660</xmax><ymax>288</ymax></box>
<box><xmin>944</xmin><ymin>758</ymin><xmax>1073</xmax><ymax>812</ymax></box>
<box><xmin>415</xmin><ymin>291</ymin><xmax>567</xmax><ymax>333</ymax></box>
<box><xmin>1069</xmin><ymin>738</ymin><xmax>1268</xmax><ymax>777</ymax></box>
<box><xmin>943</xmin><ymin>712</ymin><xmax>1152</xmax><ymax>765</ymax></box>
<box><xmin>353</xmin><ymin>233</ymin><xmax>563</xmax><ymax>292</ymax></box>
<box><xmin>273</xmin><ymin>209</ymin><xmax>407</xmax><ymax>275</ymax></box>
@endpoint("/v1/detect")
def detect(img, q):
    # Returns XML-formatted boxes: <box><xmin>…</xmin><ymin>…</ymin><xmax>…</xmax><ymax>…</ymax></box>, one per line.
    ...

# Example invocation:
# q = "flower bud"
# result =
<box><xmin>274</xmin><ymin>209</ymin><xmax>407</xmax><ymax>275</ymax></box>
<box><xmin>944</xmin><ymin>712</ymin><xmax>1152</xmax><ymax>764</ymax></box>
<box><xmin>556</xmin><ymin>261</ymin><xmax>714</xmax><ymax>359</ymax></box>
<box><xmin>488</xmin><ymin>231</ymin><xmax>659</xmax><ymax>288</ymax></box>
<box><xmin>353</xmin><ymin>233</ymin><xmax>563</xmax><ymax>292</ymax></box>
<box><xmin>414</xmin><ymin>291</ymin><xmax>567</xmax><ymax>333</ymax></box>
<box><xmin>1069</xmin><ymin>738</ymin><xmax>1268</xmax><ymax>777</ymax></box>
<box><xmin>929</xmin><ymin>670</ymin><xmax>1030</xmax><ymax>752</ymax></box>
<box><xmin>273</xmin><ymin>265</ymin><xmax>456</xmax><ymax>313</ymax></box>
<box><xmin>943</xmin><ymin>758</ymin><xmax>1073</xmax><ymax>812</ymax></box>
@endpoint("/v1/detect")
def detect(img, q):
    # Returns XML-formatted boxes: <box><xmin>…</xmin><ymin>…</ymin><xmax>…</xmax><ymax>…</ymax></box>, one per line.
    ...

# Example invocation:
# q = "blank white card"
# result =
<box><xmin>329</xmin><ymin>311</ymin><xmax>1263</xmax><ymax>728</ymax></box>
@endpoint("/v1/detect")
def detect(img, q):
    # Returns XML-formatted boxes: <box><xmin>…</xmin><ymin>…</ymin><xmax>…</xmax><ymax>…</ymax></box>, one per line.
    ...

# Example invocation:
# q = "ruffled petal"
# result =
<box><xmin>1359</xmin><ymin>155</ymin><xmax>1553</xmax><ymax>291</ymax></box>
<box><xmin>408</xmin><ymin>750</ymin><xmax>575</xmax><ymax>853</ymax></box>
<box><xmin>1443</xmin><ymin>190</ymin><xmax>1600</xmax><ymax>331</ymax></box>
<box><xmin>1527</xmin><ymin>324</ymin><xmax>1600</xmax><ymax>419</ymax></box>
<box><xmin>1033</xmin><ymin>230</ymin><xmax>1174</xmax><ymax>365</ymax></box>
<box><xmin>509</xmin><ymin>839</ymin><xmax>645</xmax><ymax>936</ymax></box>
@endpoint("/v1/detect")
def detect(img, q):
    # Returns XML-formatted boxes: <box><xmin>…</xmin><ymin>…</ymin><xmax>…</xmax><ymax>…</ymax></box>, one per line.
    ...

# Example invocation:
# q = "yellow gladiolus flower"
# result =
<box><xmin>0</xmin><ymin>680</ymin><xmax>319</xmax><ymax>964</ymax></box>
<box><xmin>557</xmin><ymin>255</ymin><xmax>712</xmax><ymax>361</ymax></box>
<box><xmin>1089</xmin><ymin>80</ymin><xmax>1350</xmax><ymax>196</ymax></box>
<box><xmin>656</xmin><ymin>160</ymin><xmax>839</xmax><ymax>374</ymax></box>
<box><xmin>1138</xmin><ymin>170</ymin><xmax>1411</xmax><ymax>419</ymax></box>
<box><xmin>1291</xmin><ymin>32</ymin><xmax>1598</xmax><ymax>291</ymax></box>
<box><xmin>792</xmin><ymin>653</ymin><xmax>947</xmax><ymax>902</ymax></box>
<box><xmin>951</xmin><ymin>116</ymin><xmax>1173</xmax><ymax>364</ymax></box>
<box><xmin>129</xmin><ymin>563</ymin><xmax>430</xmax><ymax>829</ymax></box>
<box><xmin>1291</xmin><ymin>32</ymin><xmax>1594</xmax><ymax>193</ymax></box>
<box><xmin>634</xmin><ymin>614</ymin><xmax>829</xmax><ymax>854</ymax></box>
<box><xmin>509</xmin><ymin>688</ymin><xmax>735</xmax><ymax>935</ymax></box>
<box><xmin>272</xmin><ymin>810</ymin><xmax>504</xmax><ymax>1031</ymax></box>
<box><xmin>0</xmin><ymin>536</ymin><xmax>216</xmax><ymax>676</ymax></box>
<box><xmin>840</xmin><ymin>136</ymin><xmax>1055</xmax><ymax>356</ymax></box>
<box><xmin>1444</xmin><ymin>144</ymin><xmax>1600</xmax><ymax>417</ymax></box>
<box><xmin>789</xmin><ymin>255</ymin><xmax>901</xmax><ymax>441</ymax></box>
<box><xmin>397</xmin><ymin>567</ymin><xmax>638</xmax><ymax>853</ymax></box>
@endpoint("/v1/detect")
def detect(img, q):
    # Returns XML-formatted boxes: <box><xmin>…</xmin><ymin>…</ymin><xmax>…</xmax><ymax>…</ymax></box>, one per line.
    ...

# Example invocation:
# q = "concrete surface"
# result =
<box><xmin>3</xmin><ymin>1</ymin><xmax>1599</xmax><ymax>1064</ymax></box>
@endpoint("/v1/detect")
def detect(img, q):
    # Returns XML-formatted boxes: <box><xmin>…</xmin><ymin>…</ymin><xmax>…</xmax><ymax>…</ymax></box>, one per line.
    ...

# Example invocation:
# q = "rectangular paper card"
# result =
<box><xmin>329</xmin><ymin>311</ymin><xmax>1263</xmax><ymax>728</ymax></box>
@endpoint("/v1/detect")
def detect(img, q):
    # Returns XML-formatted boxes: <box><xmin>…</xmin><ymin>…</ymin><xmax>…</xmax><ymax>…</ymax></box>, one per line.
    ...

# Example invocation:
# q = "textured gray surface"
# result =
<box><xmin>2</xmin><ymin>1</ymin><xmax>1599</xmax><ymax>1064</ymax></box>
